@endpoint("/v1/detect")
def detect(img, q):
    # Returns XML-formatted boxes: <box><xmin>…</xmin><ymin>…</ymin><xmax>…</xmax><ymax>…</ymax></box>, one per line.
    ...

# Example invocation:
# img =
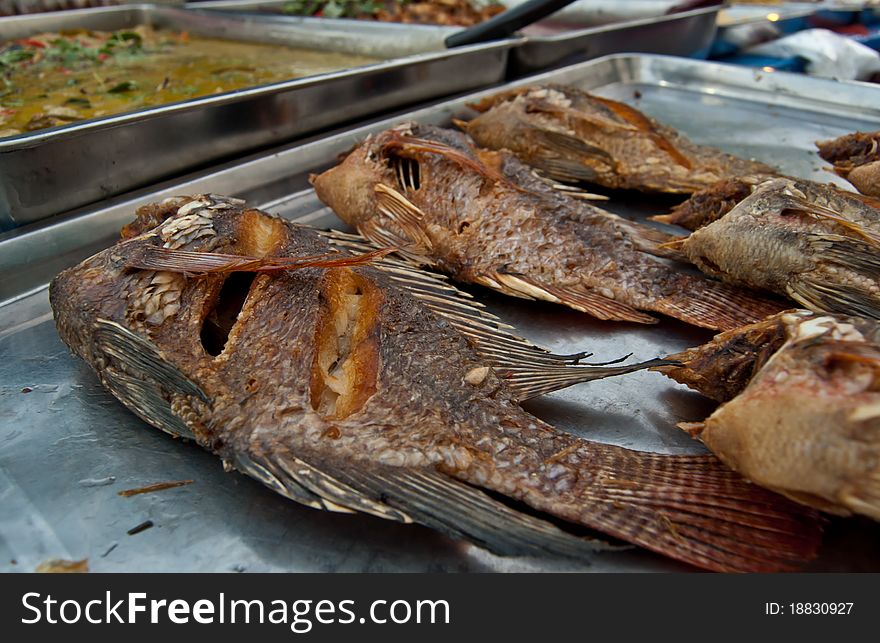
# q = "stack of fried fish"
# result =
<box><xmin>51</xmin><ymin>84</ymin><xmax>880</xmax><ymax>573</ymax></box>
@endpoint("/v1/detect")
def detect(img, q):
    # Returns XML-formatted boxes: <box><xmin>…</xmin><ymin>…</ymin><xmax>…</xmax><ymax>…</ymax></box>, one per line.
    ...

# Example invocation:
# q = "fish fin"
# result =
<box><xmin>466</xmin><ymin>88</ymin><xmax>531</xmax><ymax>113</ymax></box>
<box><xmin>585</xmin><ymin>95</ymin><xmax>694</xmax><ymax>170</ymax></box>
<box><xmin>559</xmin><ymin>446</ymin><xmax>823</xmax><ymax>572</ymax></box>
<box><xmin>784</xmin><ymin>203</ymin><xmax>880</xmax><ymax>246</ymax></box>
<box><xmin>124</xmin><ymin>245</ymin><xmax>395</xmax><ymax>275</ymax></box>
<box><xmin>494</xmin><ymin>273</ymin><xmax>658</xmax><ymax>324</ymax></box>
<box><xmin>230</xmin><ymin>454</ymin><xmax>327</xmax><ymax>511</ymax></box>
<box><xmin>613</xmin><ymin>219</ymin><xmax>687</xmax><ymax>260</ymax></box>
<box><xmin>260</xmin><ymin>452</ymin><xmax>412</xmax><ymax>522</ymax></box>
<box><xmin>100</xmin><ymin>366</ymin><xmax>196</xmax><ymax>441</ymax></box>
<box><xmin>367</xmin><ymin>183</ymin><xmax>435</xmax><ymax>263</ymax></box>
<box><xmin>94</xmin><ymin>319</ymin><xmax>208</xmax><ymax>403</ymax></box>
<box><xmin>319</xmin><ymin>230</ymin><xmax>655</xmax><ymax>397</ymax></box>
<box><xmin>331</xmin><ymin>464</ymin><xmax>616</xmax><ymax>558</ymax></box>
<box><xmin>650</xmin><ymin>213</ymin><xmax>677</xmax><ymax>225</ymax></box>
<box><xmin>499</xmin><ymin>358</ymin><xmax>675</xmax><ymax>401</ymax></box>
<box><xmin>547</xmin><ymin>182</ymin><xmax>609</xmax><ymax>201</ymax></box>
<box><xmin>809</xmin><ymin>233</ymin><xmax>880</xmax><ymax>275</ymax></box>
<box><xmin>531</xmin><ymin>156</ymin><xmax>599</xmax><ymax>184</ymax></box>
<box><xmin>653</xmin><ymin>280</ymin><xmax>784</xmax><ymax>332</ymax></box>
<box><xmin>787</xmin><ymin>277</ymin><xmax>880</xmax><ymax>320</ymax></box>
<box><xmin>532</xmin><ymin>127</ymin><xmax>615</xmax><ymax>164</ymax></box>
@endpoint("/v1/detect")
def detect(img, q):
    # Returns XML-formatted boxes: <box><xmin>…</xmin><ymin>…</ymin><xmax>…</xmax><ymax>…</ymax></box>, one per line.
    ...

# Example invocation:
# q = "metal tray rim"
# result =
<box><xmin>521</xmin><ymin>5</ymin><xmax>720</xmax><ymax>44</ymax></box>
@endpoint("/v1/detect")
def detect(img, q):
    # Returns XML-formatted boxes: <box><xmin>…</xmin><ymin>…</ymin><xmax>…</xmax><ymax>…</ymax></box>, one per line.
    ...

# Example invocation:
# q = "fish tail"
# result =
<box><xmin>652</xmin><ymin>277</ymin><xmax>785</xmax><ymax>331</ymax></box>
<box><xmin>533</xmin><ymin>443</ymin><xmax>823</xmax><ymax>572</ymax></box>
<box><xmin>615</xmin><ymin>219</ymin><xmax>688</xmax><ymax>260</ymax></box>
<box><xmin>652</xmin><ymin>312</ymin><xmax>791</xmax><ymax>402</ymax></box>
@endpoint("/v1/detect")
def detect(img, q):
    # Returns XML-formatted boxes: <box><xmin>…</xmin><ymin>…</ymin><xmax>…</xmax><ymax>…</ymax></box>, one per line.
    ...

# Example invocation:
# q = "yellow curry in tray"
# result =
<box><xmin>0</xmin><ymin>25</ymin><xmax>380</xmax><ymax>137</ymax></box>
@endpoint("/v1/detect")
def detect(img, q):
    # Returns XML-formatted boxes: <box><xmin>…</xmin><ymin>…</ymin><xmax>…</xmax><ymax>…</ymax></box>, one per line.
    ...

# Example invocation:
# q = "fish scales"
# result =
<box><xmin>657</xmin><ymin>311</ymin><xmax>880</xmax><ymax>520</ymax></box>
<box><xmin>312</xmin><ymin>122</ymin><xmax>782</xmax><ymax>331</ymax></box>
<box><xmin>673</xmin><ymin>178</ymin><xmax>880</xmax><ymax>320</ymax></box>
<box><xmin>461</xmin><ymin>85</ymin><xmax>774</xmax><ymax>195</ymax></box>
<box><xmin>50</xmin><ymin>195</ymin><xmax>822</xmax><ymax>572</ymax></box>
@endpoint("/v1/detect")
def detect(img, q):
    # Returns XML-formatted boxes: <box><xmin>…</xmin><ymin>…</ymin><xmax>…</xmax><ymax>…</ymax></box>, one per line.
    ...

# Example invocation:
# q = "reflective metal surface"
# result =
<box><xmin>510</xmin><ymin>6</ymin><xmax>720</xmax><ymax>74</ymax></box>
<box><xmin>189</xmin><ymin>1</ymin><xmax>720</xmax><ymax>75</ymax></box>
<box><xmin>2</xmin><ymin>54</ymin><xmax>880</xmax><ymax>572</ymax></box>
<box><xmin>0</xmin><ymin>4</ymin><xmax>513</xmax><ymax>229</ymax></box>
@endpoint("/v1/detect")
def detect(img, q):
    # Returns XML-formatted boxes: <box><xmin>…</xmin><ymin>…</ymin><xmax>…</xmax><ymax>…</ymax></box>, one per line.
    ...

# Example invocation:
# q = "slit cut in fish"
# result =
<box><xmin>49</xmin><ymin>194</ymin><xmax>823</xmax><ymax>572</ymax></box>
<box><xmin>200</xmin><ymin>272</ymin><xmax>257</xmax><ymax>357</ymax></box>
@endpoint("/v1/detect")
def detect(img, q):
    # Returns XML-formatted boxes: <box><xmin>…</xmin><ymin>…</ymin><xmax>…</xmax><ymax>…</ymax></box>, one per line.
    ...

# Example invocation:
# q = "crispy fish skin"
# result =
<box><xmin>658</xmin><ymin>311</ymin><xmax>880</xmax><ymax>520</ymax></box>
<box><xmin>817</xmin><ymin>131</ymin><xmax>880</xmax><ymax>198</ymax></box>
<box><xmin>676</xmin><ymin>177</ymin><xmax>880</xmax><ymax>320</ymax></box>
<box><xmin>651</xmin><ymin>175</ymin><xmax>776</xmax><ymax>231</ymax></box>
<box><xmin>311</xmin><ymin>122</ymin><xmax>782</xmax><ymax>331</ymax></box>
<box><xmin>50</xmin><ymin>195</ymin><xmax>823</xmax><ymax>572</ymax></box>
<box><xmin>461</xmin><ymin>85</ymin><xmax>775</xmax><ymax>194</ymax></box>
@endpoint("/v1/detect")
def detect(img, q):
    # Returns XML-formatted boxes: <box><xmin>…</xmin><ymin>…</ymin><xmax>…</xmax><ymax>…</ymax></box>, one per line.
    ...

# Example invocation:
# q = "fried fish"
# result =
<box><xmin>657</xmin><ymin>311</ymin><xmax>880</xmax><ymax>520</ymax></box>
<box><xmin>459</xmin><ymin>85</ymin><xmax>775</xmax><ymax>194</ymax></box>
<box><xmin>817</xmin><ymin>130</ymin><xmax>880</xmax><ymax>198</ymax></box>
<box><xmin>311</xmin><ymin>122</ymin><xmax>782</xmax><ymax>331</ymax></box>
<box><xmin>50</xmin><ymin>194</ymin><xmax>821</xmax><ymax>571</ymax></box>
<box><xmin>670</xmin><ymin>177</ymin><xmax>880</xmax><ymax>320</ymax></box>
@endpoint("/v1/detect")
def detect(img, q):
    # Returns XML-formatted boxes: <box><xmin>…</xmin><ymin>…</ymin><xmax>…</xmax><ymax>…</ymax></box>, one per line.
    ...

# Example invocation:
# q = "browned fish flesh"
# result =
<box><xmin>657</xmin><ymin>311</ymin><xmax>880</xmax><ymax>520</ymax></box>
<box><xmin>311</xmin><ymin>123</ymin><xmax>783</xmax><ymax>331</ymax></box>
<box><xmin>50</xmin><ymin>194</ymin><xmax>822</xmax><ymax>572</ymax></box>
<box><xmin>460</xmin><ymin>85</ymin><xmax>775</xmax><ymax>194</ymax></box>
<box><xmin>817</xmin><ymin>131</ymin><xmax>880</xmax><ymax>198</ymax></box>
<box><xmin>651</xmin><ymin>174</ymin><xmax>776</xmax><ymax>231</ymax></box>
<box><xmin>673</xmin><ymin>177</ymin><xmax>880</xmax><ymax>320</ymax></box>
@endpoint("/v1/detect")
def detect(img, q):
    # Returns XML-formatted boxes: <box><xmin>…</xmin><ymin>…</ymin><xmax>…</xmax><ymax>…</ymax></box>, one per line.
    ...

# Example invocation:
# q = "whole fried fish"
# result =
<box><xmin>817</xmin><ymin>131</ymin><xmax>880</xmax><ymax>198</ymax></box>
<box><xmin>671</xmin><ymin>177</ymin><xmax>880</xmax><ymax>320</ymax></box>
<box><xmin>311</xmin><ymin>122</ymin><xmax>782</xmax><ymax>331</ymax></box>
<box><xmin>50</xmin><ymin>194</ymin><xmax>822</xmax><ymax>572</ymax></box>
<box><xmin>656</xmin><ymin>311</ymin><xmax>880</xmax><ymax>520</ymax></box>
<box><xmin>459</xmin><ymin>85</ymin><xmax>775</xmax><ymax>194</ymax></box>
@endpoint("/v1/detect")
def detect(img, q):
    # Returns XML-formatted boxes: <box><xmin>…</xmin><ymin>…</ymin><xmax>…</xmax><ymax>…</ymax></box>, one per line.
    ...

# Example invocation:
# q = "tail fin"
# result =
<box><xmin>529</xmin><ymin>442</ymin><xmax>823</xmax><ymax>572</ymax></box>
<box><xmin>653</xmin><ymin>312</ymin><xmax>790</xmax><ymax>401</ymax></box>
<box><xmin>651</xmin><ymin>177</ymin><xmax>762</xmax><ymax>231</ymax></box>
<box><xmin>652</xmin><ymin>276</ymin><xmax>785</xmax><ymax>332</ymax></box>
<box><xmin>614</xmin><ymin>218</ymin><xmax>689</xmax><ymax>261</ymax></box>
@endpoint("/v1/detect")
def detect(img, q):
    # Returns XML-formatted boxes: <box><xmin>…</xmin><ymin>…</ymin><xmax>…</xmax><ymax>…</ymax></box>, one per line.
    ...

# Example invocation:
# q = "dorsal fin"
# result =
<box><xmin>319</xmin><ymin>230</ymin><xmax>667</xmax><ymax>400</ymax></box>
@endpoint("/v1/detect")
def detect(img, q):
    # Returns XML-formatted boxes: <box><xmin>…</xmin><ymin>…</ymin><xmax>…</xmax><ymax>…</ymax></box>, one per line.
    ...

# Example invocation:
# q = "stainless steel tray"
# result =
<box><xmin>0</xmin><ymin>4</ymin><xmax>513</xmax><ymax>230</ymax></box>
<box><xmin>188</xmin><ymin>1</ymin><xmax>721</xmax><ymax>74</ymax></box>
<box><xmin>511</xmin><ymin>5</ymin><xmax>720</xmax><ymax>73</ymax></box>
<box><xmin>3</xmin><ymin>54</ymin><xmax>880</xmax><ymax>572</ymax></box>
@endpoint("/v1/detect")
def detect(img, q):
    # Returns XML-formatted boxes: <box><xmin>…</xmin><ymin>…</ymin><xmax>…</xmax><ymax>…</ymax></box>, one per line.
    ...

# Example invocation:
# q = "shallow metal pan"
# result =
<box><xmin>510</xmin><ymin>5</ymin><xmax>720</xmax><ymax>74</ymax></box>
<box><xmin>188</xmin><ymin>1</ymin><xmax>722</xmax><ymax>74</ymax></box>
<box><xmin>2</xmin><ymin>54</ymin><xmax>880</xmax><ymax>571</ymax></box>
<box><xmin>0</xmin><ymin>4</ymin><xmax>513</xmax><ymax>230</ymax></box>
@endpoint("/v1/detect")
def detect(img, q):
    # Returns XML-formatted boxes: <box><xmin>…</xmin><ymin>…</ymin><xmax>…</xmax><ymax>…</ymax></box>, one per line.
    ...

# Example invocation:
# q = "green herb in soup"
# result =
<box><xmin>0</xmin><ymin>26</ymin><xmax>380</xmax><ymax>137</ymax></box>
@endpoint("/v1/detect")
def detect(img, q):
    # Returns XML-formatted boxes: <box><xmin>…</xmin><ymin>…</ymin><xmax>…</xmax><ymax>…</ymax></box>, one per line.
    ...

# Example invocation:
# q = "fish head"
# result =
<box><xmin>311</xmin><ymin>126</ymin><xmax>411</xmax><ymax>230</ymax></box>
<box><xmin>696</xmin><ymin>311</ymin><xmax>880</xmax><ymax>519</ymax></box>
